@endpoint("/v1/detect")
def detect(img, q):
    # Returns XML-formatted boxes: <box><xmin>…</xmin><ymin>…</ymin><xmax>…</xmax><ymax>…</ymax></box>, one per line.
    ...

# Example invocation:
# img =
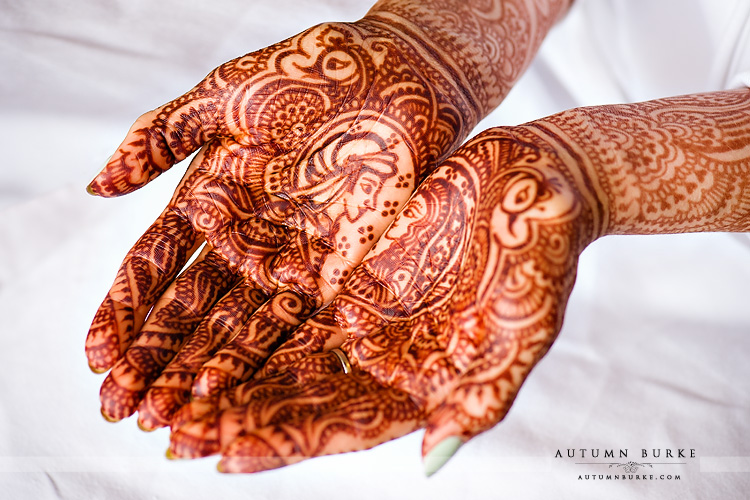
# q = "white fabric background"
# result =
<box><xmin>1</xmin><ymin>0</ymin><xmax>749</xmax><ymax>498</ymax></box>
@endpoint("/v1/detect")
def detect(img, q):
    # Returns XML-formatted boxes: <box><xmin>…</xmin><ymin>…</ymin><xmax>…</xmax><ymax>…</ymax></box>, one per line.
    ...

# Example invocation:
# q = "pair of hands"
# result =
<box><xmin>85</xmin><ymin>1</ymin><xmax>584</xmax><ymax>473</ymax></box>
<box><xmin>89</xmin><ymin>2</ymin><xmax>750</xmax><ymax>474</ymax></box>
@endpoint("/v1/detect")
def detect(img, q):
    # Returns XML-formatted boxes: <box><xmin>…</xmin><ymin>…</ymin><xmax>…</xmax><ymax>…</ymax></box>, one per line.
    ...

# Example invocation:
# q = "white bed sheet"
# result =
<box><xmin>1</xmin><ymin>0</ymin><xmax>749</xmax><ymax>498</ymax></box>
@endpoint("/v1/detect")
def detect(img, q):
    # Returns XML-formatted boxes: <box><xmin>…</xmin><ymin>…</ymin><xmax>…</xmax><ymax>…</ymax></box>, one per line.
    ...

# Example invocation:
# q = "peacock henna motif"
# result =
<box><xmin>167</xmin><ymin>88</ymin><xmax>750</xmax><ymax>474</ymax></box>
<box><xmin>88</xmin><ymin>0</ymin><xmax>572</xmax><ymax>423</ymax></box>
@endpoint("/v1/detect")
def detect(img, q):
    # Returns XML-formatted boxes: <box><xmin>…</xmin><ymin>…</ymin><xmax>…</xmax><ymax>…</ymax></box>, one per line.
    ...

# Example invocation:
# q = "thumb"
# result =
<box><xmin>421</xmin><ymin>327</ymin><xmax>555</xmax><ymax>477</ymax></box>
<box><xmin>88</xmin><ymin>77</ymin><xmax>223</xmax><ymax>197</ymax></box>
<box><xmin>421</xmin><ymin>380</ymin><xmax>519</xmax><ymax>478</ymax></box>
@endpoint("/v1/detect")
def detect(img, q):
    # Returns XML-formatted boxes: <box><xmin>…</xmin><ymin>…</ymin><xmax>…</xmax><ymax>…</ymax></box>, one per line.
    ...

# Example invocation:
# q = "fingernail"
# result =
<box><xmin>86</xmin><ymin>155</ymin><xmax>112</xmax><ymax>195</ymax></box>
<box><xmin>137</xmin><ymin>419</ymin><xmax>156</xmax><ymax>432</ymax></box>
<box><xmin>166</xmin><ymin>448</ymin><xmax>178</xmax><ymax>460</ymax></box>
<box><xmin>423</xmin><ymin>436</ymin><xmax>463</xmax><ymax>477</ymax></box>
<box><xmin>89</xmin><ymin>363</ymin><xmax>108</xmax><ymax>374</ymax></box>
<box><xmin>216</xmin><ymin>460</ymin><xmax>226</xmax><ymax>473</ymax></box>
<box><xmin>100</xmin><ymin>407</ymin><xmax>121</xmax><ymax>423</ymax></box>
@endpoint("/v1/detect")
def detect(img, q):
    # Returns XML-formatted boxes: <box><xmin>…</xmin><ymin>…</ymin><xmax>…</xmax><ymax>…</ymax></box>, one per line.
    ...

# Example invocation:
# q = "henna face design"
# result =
<box><xmin>88</xmin><ymin>0</ymin><xmax>571</xmax><ymax>424</ymax></box>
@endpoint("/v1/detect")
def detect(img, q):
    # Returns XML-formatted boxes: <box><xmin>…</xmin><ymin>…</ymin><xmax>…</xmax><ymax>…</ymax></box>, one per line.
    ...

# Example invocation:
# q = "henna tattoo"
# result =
<box><xmin>167</xmin><ymin>126</ymin><xmax>595</xmax><ymax>468</ymax></box>
<box><xmin>137</xmin><ymin>281</ymin><xmax>267</xmax><ymax>430</ymax></box>
<box><xmin>364</xmin><ymin>0</ymin><xmax>573</xmax><ymax>116</ymax></box>
<box><xmin>85</xmin><ymin>210</ymin><xmax>200</xmax><ymax>373</ymax></box>
<box><xmin>99</xmin><ymin>250</ymin><xmax>238</xmax><ymax>422</ymax></box>
<box><xmin>169</xmin><ymin>370</ymin><xmax>423</xmax><ymax>474</ymax></box>
<box><xmin>164</xmin><ymin>89</ymin><xmax>750</xmax><ymax>473</ymax></box>
<box><xmin>342</xmin><ymin>128</ymin><xmax>591</xmax><ymax>414</ymax></box>
<box><xmin>531</xmin><ymin>88</ymin><xmax>750</xmax><ymax>236</ymax></box>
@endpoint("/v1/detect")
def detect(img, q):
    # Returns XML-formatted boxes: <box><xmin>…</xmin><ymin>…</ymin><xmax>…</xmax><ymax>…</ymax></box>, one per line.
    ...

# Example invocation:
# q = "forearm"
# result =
<box><xmin>361</xmin><ymin>0</ymin><xmax>573</xmax><ymax>123</ymax></box>
<box><xmin>524</xmin><ymin>89</ymin><xmax>750</xmax><ymax>237</ymax></box>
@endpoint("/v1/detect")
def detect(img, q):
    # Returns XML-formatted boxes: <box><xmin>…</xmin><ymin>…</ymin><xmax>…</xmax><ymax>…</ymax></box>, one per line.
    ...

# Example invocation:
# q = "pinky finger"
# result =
<box><xmin>86</xmin><ymin>208</ymin><xmax>200</xmax><ymax>373</ymax></box>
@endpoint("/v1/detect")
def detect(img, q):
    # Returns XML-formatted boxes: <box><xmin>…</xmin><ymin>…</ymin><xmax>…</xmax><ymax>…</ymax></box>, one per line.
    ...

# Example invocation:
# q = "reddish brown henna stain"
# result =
<box><xmin>173</xmin><ymin>89</ymin><xmax>750</xmax><ymax>471</ymax></box>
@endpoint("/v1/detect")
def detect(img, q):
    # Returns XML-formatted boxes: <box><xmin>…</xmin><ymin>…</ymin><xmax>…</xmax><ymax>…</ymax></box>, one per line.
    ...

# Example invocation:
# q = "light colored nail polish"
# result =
<box><xmin>165</xmin><ymin>448</ymin><xmax>177</xmax><ymax>460</ymax></box>
<box><xmin>423</xmin><ymin>436</ymin><xmax>463</xmax><ymax>477</ymax></box>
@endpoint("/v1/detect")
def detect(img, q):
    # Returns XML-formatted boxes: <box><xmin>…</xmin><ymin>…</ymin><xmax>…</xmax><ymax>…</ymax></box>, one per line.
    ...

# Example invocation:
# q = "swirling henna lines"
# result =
<box><xmin>86</xmin><ymin>209</ymin><xmax>200</xmax><ymax>373</ymax></box>
<box><xmin>363</xmin><ymin>0</ymin><xmax>573</xmax><ymax>117</ymax></box>
<box><xmin>167</xmin><ymin>129</ymin><xmax>596</xmax><ymax>472</ymax></box>
<box><xmin>191</xmin><ymin>289</ymin><xmax>319</xmax><ymax>398</ymax></box>
<box><xmin>99</xmin><ymin>250</ymin><xmax>238</xmax><ymax>422</ymax></box>
<box><xmin>531</xmin><ymin>88</ymin><xmax>750</xmax><ymax>235</ymax></box>
<box><xmin>137</xmin><ymin>281</ymin><xmax>267</xmax><ymax>430</ymax></box>
<box><xmin>334</xmin><ymin>169</ymin><xmax>476</xmax><ymax>343</ymax></box>
<box><xmin>170</xmin><ymin>370</ymin><xmax>423</xmax><ymax>471</ymax></box>
<box><xmin>344</xmin><ymin>128</ymin><xmax>593</xmax><ymax>414</ymax></box>
<box><xmin>171</xmin><ymin>345</ymin><xmax>348</xmax><ymax>431</ymax></box>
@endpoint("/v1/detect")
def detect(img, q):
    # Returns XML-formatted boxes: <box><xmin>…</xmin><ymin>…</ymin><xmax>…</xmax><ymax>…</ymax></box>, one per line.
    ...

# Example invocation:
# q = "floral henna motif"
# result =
<box><xmin>166</xmin><ymin>89</ymin><xmax>750</xmax><ymax>473</ymax></box>
<box><xmin>342</xmin><ymin>128</ymin><xmax>591</xmax><ymax>413</ymax></box>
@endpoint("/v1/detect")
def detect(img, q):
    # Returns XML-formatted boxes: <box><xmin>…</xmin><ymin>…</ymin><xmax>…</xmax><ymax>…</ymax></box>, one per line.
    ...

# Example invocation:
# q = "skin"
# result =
<box><xmin>86</xmin><ymin>0</ymin><xmax>572</xmax><ymax>425</ymax></box>
<box><xmin>166</xmin><ymin>89</ymin><xmax>750</xmax><ymax>473</ymax></box>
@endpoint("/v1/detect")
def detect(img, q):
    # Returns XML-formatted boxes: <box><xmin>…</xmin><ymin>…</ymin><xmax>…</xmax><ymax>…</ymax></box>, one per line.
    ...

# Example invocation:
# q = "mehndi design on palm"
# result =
<box><xmin>168</xmin><ymin>127</ymin><xmax>596</xmax><ymax>472</ymax></box>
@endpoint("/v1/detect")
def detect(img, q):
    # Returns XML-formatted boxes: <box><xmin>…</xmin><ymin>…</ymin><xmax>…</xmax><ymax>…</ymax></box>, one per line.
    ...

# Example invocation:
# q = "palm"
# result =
<box><xmin>168</xmin><ymin>127</ymin><xmax>597</xmax><ymax>472</ymax></box>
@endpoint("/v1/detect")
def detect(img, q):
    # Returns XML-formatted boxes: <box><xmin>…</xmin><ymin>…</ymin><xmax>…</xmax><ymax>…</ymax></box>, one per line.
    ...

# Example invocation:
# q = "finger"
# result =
<box><xmin>86</xmin><ymin>208</ymin><xmax>201</xmax><ymax>373</ymax></box>
<box><xmin>170</xmin><ymin>350</ymin><xmax>347</xmax><ymax>456</ymax></box>
<box><xmin>172</xmin><ymin>347</ymin><xmax>349</xmax><ymax>430</ymax></box>
<box><xmin>170</xmin><ymin>369</ymin><xmax>423</xmax><ymax>468</ymax></box>
<box><xmin>136</xmin><ymin>280</ymin><xmax>267</xmax><ymax>430</ymax></box>
<box><xmin>191</xmin><ymin>290</ymin><xmax>317</xmax><ymax>398</ymax></box>
<box><xmin>98</xmin><ymin>248</ymin><xmax>238</xmax><ymax>422</ymax></box>
<box><xmin>217</xmin><ymin>377</ymin><xmax>423</xmax><ymax>473</ymax></box>
<box><xmin>256</xmin><ymin>305</ymin><xmax>345</xmax><ymax>378</ymax></box>
<box><xmin>421</xmin><ymin>321</ymin><xmax>561</xmax><ymax>477</ymax></box>
<box><xmin>87</xmin><ymin>74</ymin><xmax>226</xmax><ymax>197</ymax></box>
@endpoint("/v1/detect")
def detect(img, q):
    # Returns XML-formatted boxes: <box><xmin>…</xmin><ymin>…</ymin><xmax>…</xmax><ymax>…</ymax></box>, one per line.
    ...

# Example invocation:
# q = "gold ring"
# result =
<box><xmin>330</xmin><ymin>347</ymin><xmax>352</xmax><ymax>375</ymax></box>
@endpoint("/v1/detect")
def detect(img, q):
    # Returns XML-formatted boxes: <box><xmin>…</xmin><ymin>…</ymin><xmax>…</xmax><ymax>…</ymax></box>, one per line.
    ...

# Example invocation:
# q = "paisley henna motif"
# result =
<box><xmin>89</xmin><ymin>0</ymin><xmax>571</xmax><ymax>423</ymax></box>
<box><xmin>168</xmin><ymin>89</ymin><xmax>750</xmax><ymax>473</ymax></box>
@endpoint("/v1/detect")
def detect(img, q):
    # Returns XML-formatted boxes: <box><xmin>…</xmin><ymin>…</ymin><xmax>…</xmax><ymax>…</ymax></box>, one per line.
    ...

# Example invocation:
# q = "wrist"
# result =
<box><xmin>527</xmin><ymin>90</ymin><xmax>750</xmax><ymax>237</ymax></box>
<box><xmin>360</xmin><ymin>0</ymin><xmax>573</xmax><ymax>120</ymax></box>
